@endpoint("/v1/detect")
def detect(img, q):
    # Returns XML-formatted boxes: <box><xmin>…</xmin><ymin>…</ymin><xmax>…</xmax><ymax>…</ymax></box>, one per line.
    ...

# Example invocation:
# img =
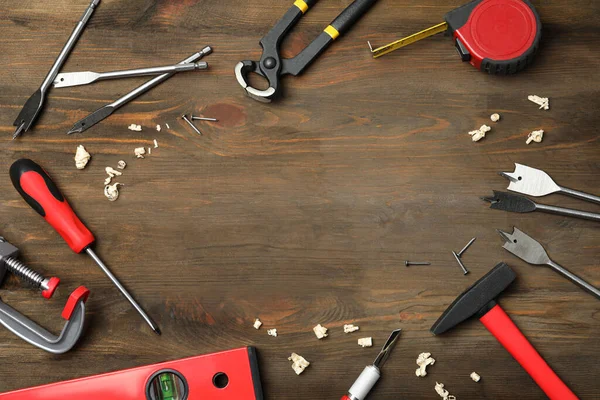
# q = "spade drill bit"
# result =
<box><xmin>12</xmin><ymin>0</ymin><xmax>100</xmax><ymax>139</ymax></box>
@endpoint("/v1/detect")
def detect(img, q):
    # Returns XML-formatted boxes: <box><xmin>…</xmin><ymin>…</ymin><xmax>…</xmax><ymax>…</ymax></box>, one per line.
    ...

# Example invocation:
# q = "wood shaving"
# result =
<box><xmin>490</xmin><ymin>113</ymin><xmax>500</xmax><ymax>122</ymax></box>
<box><xmin>117</xmin><ymin>160</ymin><xmax>127</xmax><ymax>170</ymax></box>
<box><xmin>470</xmin><ymin>372</ymin><xmax>481</xmax><ymax>382</ymax></box>
<box><xmin>253</xmin><ymin>318</ymin><xmax>262</xmax><ymax>329</ymax></box>
<box><xmin>526</xmin><ymin>130</ymin><xmax>544</xmax><ymax>144</ymax></box>
<box><xmin>313</xmin><ymin>324</ymin><xmax>328</xmax><ymax>339</ymax></box>
<box><xmin>528</xmin><ymin>95</ymin><xmax>549</xmax><ymax>110</ymax></box>
<box><xmin>148</xmin><ymin>147</ymin><xmax>152</xmax><ymax>155</ymax></box>
<box><xmin>415</xmin><ymin>352</ymin><xmax>436</xmax><ymax>377</ymax></box>
<box><xmin>288</xmin><ymin>353</ymin><xmax>310</xmax><ymax>375</ymax></box>
<box><xmin>343</xmin><ymin>324</ymin><xmax>360</xmax><ymax>333</ymax></box>
<box><xmin>104</xmin><ymin>176</ymin><xmax>112</xmax><ymax>185</ymax></box>
<box><xmin>358</xmin><ymin>337</ymin><xmax>373</xmax><ymax>348</ymax></box>
<box><xmin>468</xmin><ymin>125</ymin><xmax>491</xmax><ymax>142</ymax></box>
<box><xmin>267</xmin><ymin>329</ymin><xmax>277</xmax><ymax>337</ymax></box>
<box><xmin>156</xmin><ymin>125</ymin><xmax>161</xmax><ymax>132</ymax></box>
<box><xmin>128</xmin><ymin>124</ymin><xmax>142</xmax><ymax>131</ymax></box>
<box><xmin>166</xmin><ymin>123</ymin><xmax>170</xmax><ymax>129</ymax></box>
<box><xmin>154</xmin><ymin>139</ymin><xmax>159</xmax><ymax>148</ymax></box>
<box><xmin>104</xmin><ymin>183</ymin><xmax>122</xmax><ymax>202</ymax></box>
<box><xmin>105</xmin><ymin>167</ymin><xmax>122</xmax><ymax>178</ymax></box>
<box><xmin>74</xmin><ymin>145</ymin><xmax>91</xmax><ymax>170</ymax></box>
<box><xmin>134</xmin><ymin>147</ymin><xmax>146</xmax><ymax>159</ymax></box>
<box><xmin>435</xmin><ymin>382</ymin><xmax>455</xmax><ymax>400</ymax></box>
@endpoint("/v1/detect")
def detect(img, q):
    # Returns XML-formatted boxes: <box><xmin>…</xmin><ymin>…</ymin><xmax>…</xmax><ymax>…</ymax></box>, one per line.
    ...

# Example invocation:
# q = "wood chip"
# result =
<box><xmin>313</xmin><ymin>324</ymin><xmax>328</xmax><ymax>339</ymax></box>
<box><xmin>288</xmin><ymin>353</ymin><xmax>310</xmax><ymax>375</ymax></box>
<box><xmin>74</xmin><ymin>145</ymin><xmax>91</xmax><ymax>170</ymax></box>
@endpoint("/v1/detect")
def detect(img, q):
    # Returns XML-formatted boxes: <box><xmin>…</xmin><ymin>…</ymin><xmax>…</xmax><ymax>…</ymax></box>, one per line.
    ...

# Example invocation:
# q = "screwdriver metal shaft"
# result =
<box><xmin>86</xmin><ymin>248</ymin><xmax>160</xmax><ymax>335</ymax></box>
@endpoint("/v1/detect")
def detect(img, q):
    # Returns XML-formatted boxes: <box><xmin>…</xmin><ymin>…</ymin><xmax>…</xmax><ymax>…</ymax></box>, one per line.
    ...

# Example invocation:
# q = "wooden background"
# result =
<box><xmin>0</xmin><ymin>0</ymin><xmax>598</xmax><ymax>398</ymax></box>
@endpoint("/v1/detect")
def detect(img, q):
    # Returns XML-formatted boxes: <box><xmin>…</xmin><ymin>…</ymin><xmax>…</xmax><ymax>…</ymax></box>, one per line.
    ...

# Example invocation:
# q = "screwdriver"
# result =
<box><xmin>9</xmin><ymin>159</ymin><xmax>160</xmax><ymax>335</ymax></box>
<box><xmin>341</xmin><ymin>329</ymin><xmax>401</xmax><ymax>400</ymax></box>
<box><xmin>369</xmin><ymin>0</ymin><xmax>541</xmax><ymax>74</ymax></box>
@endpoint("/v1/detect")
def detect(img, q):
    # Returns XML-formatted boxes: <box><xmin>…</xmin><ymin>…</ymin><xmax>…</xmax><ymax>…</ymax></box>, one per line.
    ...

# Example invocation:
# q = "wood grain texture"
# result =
<box><xmin>0</xmin><ymin>0</ymin><xmax>599</xmax><ymax>398</ymax></box>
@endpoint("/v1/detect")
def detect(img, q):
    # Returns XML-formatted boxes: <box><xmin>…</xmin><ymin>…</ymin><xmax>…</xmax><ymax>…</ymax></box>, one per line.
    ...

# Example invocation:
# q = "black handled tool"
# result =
<box><xmin>10</xmin><ymin>159</ymin><xmax>160</xmax><ymax>335</ymax></box>
<box><xmin>483</xmin><ymin>191</ymin><xmax>600</xmax><ymax>222</ymax></box>
<box><xmin>235</xmin><ymin>0</ymin><xmax>377</xmax><ymax>103</ymax></box>
<box><xmin>12</xmin><ymin>0</ymin><xmax>100</xmax><ymax>139</ymax></box>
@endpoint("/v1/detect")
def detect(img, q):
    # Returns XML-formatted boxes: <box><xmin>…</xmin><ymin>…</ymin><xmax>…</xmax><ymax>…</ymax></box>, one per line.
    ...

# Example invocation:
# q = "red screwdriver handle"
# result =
<box><xmin>480</xmin><ymin>304</ymin><xmax>578</xmax><ymax>400</ymax></box>
<box><xmin>10</xmin><ymin>159</ymin><xmax>95</xmax><ymax>254</ymax></box>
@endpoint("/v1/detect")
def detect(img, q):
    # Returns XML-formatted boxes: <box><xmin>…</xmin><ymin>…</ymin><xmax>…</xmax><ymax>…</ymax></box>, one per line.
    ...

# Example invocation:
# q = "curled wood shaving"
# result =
<box><xmin>358</xmin><ymin>337</ymin><xmax>373</xmax><ymax>347</ymax></box>
<box><xmin>134</xmin><ymin>147</ymin><xmax>146</xmax><ymax>159</ymax></box>
<box><xmin>128</xmin><ymin>124</ymin><xmax>142</xmax><ymax>131</ymax></box>
<box><xmin>74</xmin><ymin>145</ymin><xmax>91</xmax><ymax>169</ymax></box>
<box><xmin>343</xmin><ymin>324</ymin><xmax>360</xmax><ymax>333</ymax></box>
<box><xmin>526</xmin><ymin>130</ymin><xmax>544</xmax><ymax>144</ymax></box>
<box><xmin>313</xmin><ymin>324</ymin><xmax>328</xmax><ymax>339</ymax></box>
<box><xmin>253</xmin><ymin>318</ymin><xmax>262</xmax><ymax>329</ymax></box>
<box><xmin>416</xmin><ymin>352</ymin><xmax>436</xmax><ymax>377</ymax></box>
<box><xmin>288</xmin><ymin>353</ymin><xmax>310</xmax><ymax>375</ymax></box>
<box><xmin>104</xmin><ymin>183</ymin><xmax>123</xmax><ymax>202</ymax></box>
<box><xmin>528</xmin><ymin>95</ymin><xmax>549</xmax><ymax>110</ymax></box>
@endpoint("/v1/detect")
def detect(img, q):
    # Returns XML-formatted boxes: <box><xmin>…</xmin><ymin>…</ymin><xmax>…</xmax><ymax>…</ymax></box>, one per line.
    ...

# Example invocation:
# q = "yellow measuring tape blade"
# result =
<box><xmin>371</xmin><ymin>22</ymin><xmax>448</xmax><ymax>58</ymax></box>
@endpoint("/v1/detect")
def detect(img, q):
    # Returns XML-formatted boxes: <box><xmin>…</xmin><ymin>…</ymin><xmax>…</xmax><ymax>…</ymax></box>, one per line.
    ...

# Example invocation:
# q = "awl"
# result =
<box><xmin>54</xmin><ymin>62</ymin><xmax>208</xmax><ymax>88</ymax></box>
<box><xmin>67</xmin><ymin>47</ymin><xmax>212</xmax><ymax>134</ymax></box>
<box><xmin>342</xmin><ymin>329</ymin><xmax>401</xmax><ymax>400</ymax></box>
<box><xmin>12</xmin><ymin>0</ymin><xmax>100</xmax><ymax>139</ymax></box>
<box><xmin>10</xmin><ymin>159</ymin><xmax>160</xmax><ymax>335</ymax></box>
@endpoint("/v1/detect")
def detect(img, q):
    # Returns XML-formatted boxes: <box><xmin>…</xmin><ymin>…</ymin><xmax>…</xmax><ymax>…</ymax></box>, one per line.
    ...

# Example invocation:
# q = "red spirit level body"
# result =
<box><xmin>0</xmin><ymin>347</ymin><xmax>264</xmax><ymax>400</ymax></box>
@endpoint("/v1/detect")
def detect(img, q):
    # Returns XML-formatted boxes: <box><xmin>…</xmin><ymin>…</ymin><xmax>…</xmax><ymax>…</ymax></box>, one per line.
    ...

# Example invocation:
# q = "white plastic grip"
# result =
<box><xmin>348</xmin><ymin>365</ymin><xmax>381</xmax><ymax>400</ymax></box>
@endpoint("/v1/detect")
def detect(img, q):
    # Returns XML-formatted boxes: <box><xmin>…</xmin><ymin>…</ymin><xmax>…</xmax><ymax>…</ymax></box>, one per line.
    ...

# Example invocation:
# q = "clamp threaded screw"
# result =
<box><xmin>0</xmin><ymin>237</ymin><xmax>59</xmax><ymax>298</ymax></box>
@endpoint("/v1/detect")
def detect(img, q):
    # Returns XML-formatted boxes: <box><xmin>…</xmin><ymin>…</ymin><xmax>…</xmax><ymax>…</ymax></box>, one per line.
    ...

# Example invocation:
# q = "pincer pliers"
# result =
<box><xmin>235</xmin><ymin>0</ymin><xmax>377</xmax><ymax>103</ymax></box>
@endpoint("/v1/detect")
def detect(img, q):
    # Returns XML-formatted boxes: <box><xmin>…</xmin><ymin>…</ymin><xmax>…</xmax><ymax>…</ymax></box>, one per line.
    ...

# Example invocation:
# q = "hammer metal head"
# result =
<box><xmin>430</xmin><ymin>263</ymin><xmax>516</xmax><ymax>335</ymax></box>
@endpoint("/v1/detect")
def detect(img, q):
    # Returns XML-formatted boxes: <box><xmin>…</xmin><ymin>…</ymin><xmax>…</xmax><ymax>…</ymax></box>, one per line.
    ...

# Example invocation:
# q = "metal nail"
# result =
<box><xmin>404</xmin><ymin>261</ymin><xmax>431</xmax><ymax>267</ymax></box>
<box><xmin>190</xmin><ymin>115</ymin><xmax>218</xmax><ymax>122</ymax></box>
<box><xmin>457</xmin><ymin>237</ymin><xmax>477</xmax><ymax>257</ymax></box>
<box><xmin>182</xmin><ymin>114</ymin><xmax>202</xmax><ymax>135</ymax></box>
<box><xmin>452</xmin><ymin>251</ymin><xmax>469</xmax><ymax>275</ymax></box>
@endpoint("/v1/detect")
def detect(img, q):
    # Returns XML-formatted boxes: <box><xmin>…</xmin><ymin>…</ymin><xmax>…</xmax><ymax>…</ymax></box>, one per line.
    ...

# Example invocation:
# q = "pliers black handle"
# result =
<box><xmin>236</xmin><ymin>0</ymin><xmax>377</xmax><ymax>102</ymax></box>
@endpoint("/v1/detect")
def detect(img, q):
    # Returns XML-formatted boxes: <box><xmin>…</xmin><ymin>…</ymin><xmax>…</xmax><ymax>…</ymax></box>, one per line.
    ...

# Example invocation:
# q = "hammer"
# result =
<box><xmin>431</xmin><ymin>262</ymin><xmax>578</xmax><ymax>400</ymax></box>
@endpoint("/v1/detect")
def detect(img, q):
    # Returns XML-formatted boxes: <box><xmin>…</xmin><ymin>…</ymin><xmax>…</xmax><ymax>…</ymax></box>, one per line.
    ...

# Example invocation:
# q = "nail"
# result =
<box><xmin>452</xmin><ymin>251</ymin><xmax>469</xmax><ymax>275</ymax></box>
<box><xmin>190</xmin><ymin>115</ymin><xmax>218</xmax><ymax>122</ymax></box>
<box><xmin>182</xmin><ymin>114</ymin><xmax>202</xmax><ymax>135</ymax></box>
<box><xmin>405</xmin><ymin>261</ymin><xmax>431</xmax><ymax>267</ymax></box>
<box><xmin>457</xmin><ymin>238</ymin><xmax>477</xmax><ymax>257</ymax></box>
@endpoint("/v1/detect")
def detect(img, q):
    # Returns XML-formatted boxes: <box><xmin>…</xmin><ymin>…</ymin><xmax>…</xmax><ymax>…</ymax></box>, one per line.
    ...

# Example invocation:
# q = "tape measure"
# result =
<box><xmin>371</xmin><ymin>0</ymin><xmax>542</xmax><ymax>74</ymax></box>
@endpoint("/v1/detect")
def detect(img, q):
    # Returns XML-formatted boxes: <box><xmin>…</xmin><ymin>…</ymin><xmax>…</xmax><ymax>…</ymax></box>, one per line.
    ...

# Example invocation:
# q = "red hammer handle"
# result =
<box><xmin>480</xmin><ymin>304</ymin><xmax>578</xmax><ymax>400</ymax></box>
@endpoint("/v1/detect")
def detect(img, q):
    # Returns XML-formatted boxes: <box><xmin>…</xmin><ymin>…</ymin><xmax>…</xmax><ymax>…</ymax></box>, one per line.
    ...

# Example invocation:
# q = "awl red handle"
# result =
<box><xmin>10</xmin><ymin>159</ymin><xmax>95</xmax><ymax>254</ymax></box>
<box><xmin>480</xmin><ymin>304</ymin><xmax>578</xmax><ymax>400</ymax></box>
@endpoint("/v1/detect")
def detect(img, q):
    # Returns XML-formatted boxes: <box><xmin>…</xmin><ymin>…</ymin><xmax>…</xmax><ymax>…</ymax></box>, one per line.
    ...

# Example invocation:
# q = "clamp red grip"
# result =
<box><xmin>446</xmin><ymin>0</ymin><xmax>541</xmax><ymax>74</ymax></box>
<box><xmin>41</xmin><ymin>277</ymin><xmax>61</xmax><ymax>299</ymax></box>
<box><xmin>480</xmin><ymin>304</ymin><xmax>578</xmax><ymax>400</ymax></box>
<box><xmin>61</xmin><ymin>286</ymin><xmax>90</xmax><ymax>320</ymax></box>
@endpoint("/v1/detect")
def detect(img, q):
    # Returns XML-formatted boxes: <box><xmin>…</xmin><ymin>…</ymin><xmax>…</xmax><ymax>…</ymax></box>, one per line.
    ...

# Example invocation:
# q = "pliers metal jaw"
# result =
<box><xmin>235</xmin><ymin>60</ymin><xmax>278</xmax><ymax>103</ymax></box>
<box><xmin>236</xmin><ymin>0</ymin><xmax>377</xmax><ymax>103</ymax></box>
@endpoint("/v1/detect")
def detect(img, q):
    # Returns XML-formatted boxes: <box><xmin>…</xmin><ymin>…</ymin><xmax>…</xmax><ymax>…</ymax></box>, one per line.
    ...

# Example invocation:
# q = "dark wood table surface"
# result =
<box><xmin>1</xmin><ymin>0</ymin><xmax>598</xmax><ymax>398</ymax></box>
